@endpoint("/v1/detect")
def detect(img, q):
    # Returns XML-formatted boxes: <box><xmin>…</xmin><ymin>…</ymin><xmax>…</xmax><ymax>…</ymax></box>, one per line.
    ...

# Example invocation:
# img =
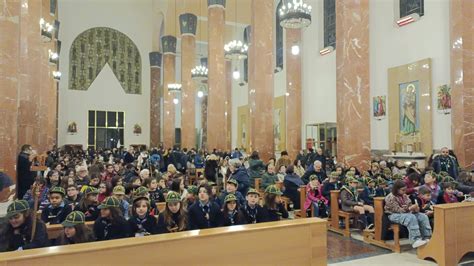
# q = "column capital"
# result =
<box><xmin>179</xmin><ymin>13</ymin><xmax>198</xmax><ymax>36</ymax></box>
<box><xmin>161</xmin><ymin>35</ymin><xmax>177</xmax><ymax>55</ymax></box>
<box><xmin>149</xmin><ymin>52</ymin><xmax>162</xmax><ymax>68</ymax></box>
<box><xmin>208</xmin><ymin>0</ymin><xmax>225</xmax><ymax>9</ymax></box>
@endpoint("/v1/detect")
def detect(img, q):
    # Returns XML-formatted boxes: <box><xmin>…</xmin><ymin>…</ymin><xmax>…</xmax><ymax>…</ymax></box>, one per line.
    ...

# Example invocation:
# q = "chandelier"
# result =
<box><xmin>279</xmin><ymin>0</ymin><xmax>312</xmax><ymax>29</ymax></box>
<box><xmin>167</xmin><ymin>83</ymin><xmax>182</xmax><ymax>92</ymax></box>
<box><xmin>224</xmin><ymin>40</ymin><xmax>248</xmax><ymax>61</ymax></box>
<box><xmin>191</xmin><ymin>65</ymin><xmax>208</xmax><ymax>82</ymax></box>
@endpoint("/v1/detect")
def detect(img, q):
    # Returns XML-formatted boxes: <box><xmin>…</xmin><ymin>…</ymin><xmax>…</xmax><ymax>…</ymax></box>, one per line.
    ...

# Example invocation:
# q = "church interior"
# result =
<box><xmin>0</xmin><ymin>0</ymin><xmax>474</xmax><ymax>265</ymax></box>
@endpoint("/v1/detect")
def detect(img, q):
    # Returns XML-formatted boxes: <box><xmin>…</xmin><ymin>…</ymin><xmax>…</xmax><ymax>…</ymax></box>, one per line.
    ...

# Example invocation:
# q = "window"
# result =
<box><xmin>400</xmin><ymin>0</ymin><xmax>424</xmax><ymax>18</ymax></box>
<box><xmin>88</xmin><ymin>110</ymin><xmax>124</xmax><ymax>150</ymax></box>
<box><xmin>275</xmin><ymin>0</ymin><xmax>284</xmax><ymax>71</ymax></box>
<box><xmin>323</xmin><ymin>0</ymin><xmax>336</xmax><ymax>48</ymax></box>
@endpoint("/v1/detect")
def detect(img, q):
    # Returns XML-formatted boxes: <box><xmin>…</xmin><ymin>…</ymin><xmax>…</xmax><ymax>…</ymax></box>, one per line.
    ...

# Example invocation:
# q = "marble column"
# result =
<box><xmin>200</xmin><ymin>58</ymin><xmax>208</xmax><ymax>150</ymax></box>
<box><xmin>225</xmin><ymin>61</ymin><xmax>232</xmax><ymax>151</ymax></box>
<box><xmin>149</xmin><ymin>52</ymin><xmax>162</xmax><ymax>148</ymax></box>
<box><xmin>0</xmin><ymin>0</ymin><xmax>20</xmax><ymax>180</ymax></box>
<box><xmin>180</xmin><ymin>13</ymin><xmax>197</xmax><ymax>149</ymax></box>
<box><xmin>162</xmin><ymin>35</ymin><xmax>177</xmax><ymax>149</ymax></box>
<box><xmin>336</xmin><ymin>0</ymin><xmax>371</xmax><ymax>170</ymax></box>
<box><xmin>207</xmin><ymin>0</ymin><xmax>226</xmax><ymax>151</ymax></box>
<box><xmin>285</xmin><ymin>29</ymin><xmax>302</xmax><ymax>159</ymax></box>
<box><xmin>450</xmin><ymin>0</ymin><xmax>474</xmax><ymax>169</ymax></box>
<box><xmin>249</xmin><ymin>0</ymin><xmax>274</xmax><ymax>161</ymax></box>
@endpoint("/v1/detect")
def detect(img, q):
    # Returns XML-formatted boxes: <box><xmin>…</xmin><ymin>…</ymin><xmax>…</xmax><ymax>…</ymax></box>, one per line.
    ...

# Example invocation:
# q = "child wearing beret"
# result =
<box><xmin>93</xmin><ymin>196</ymin><xmax>130</xmax><ymax>240</ymax></box>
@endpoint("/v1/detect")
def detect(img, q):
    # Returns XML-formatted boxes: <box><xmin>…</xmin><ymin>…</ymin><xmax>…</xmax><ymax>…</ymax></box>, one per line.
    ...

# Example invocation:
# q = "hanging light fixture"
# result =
<box><xmin>279</xmin><ymin>0</ymin><xmax>312</xmax><ymax>29</ymax></box>
<box><xmin>291</xmin><ymin>44</ymin><xmax>300</xmax><ymax>55</ymax></box>
<box><xmin>224</xmin><ymin>0</ymin><xmax>248</xmax><ymax>61</ymax></box>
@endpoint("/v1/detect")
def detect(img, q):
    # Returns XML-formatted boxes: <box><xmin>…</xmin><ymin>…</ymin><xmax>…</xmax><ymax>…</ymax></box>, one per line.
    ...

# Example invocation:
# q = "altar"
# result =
<box><xmin>383</xmin><ymin>152</ymin><xmax>427</xmax><ymax>169</ymax></box>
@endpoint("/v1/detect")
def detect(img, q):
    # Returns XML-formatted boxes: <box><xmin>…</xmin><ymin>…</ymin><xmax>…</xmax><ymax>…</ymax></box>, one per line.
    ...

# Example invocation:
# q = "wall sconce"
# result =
<box><xmin>48</xmin><ymin>49</ymin><xmax>59</xmax><ymax>65</ymax></box>
<box><xmin>319</xmin><ymin>46</ymin><xmax>334</xmax><ymax>56</ymax></box>
<box><xmin>52</xmin><ymin>71</ymin><xmax>61</xmax><ymax>81</ymax></box>
<box><xmin>39</xmin><ymin>18</ymin><xmax>54</xmax><ymax>42</ymax></box>
<box><xmin>396</xmin><ymin>13</ymin><xmax>420</xmax><ymax>27</ymax></box>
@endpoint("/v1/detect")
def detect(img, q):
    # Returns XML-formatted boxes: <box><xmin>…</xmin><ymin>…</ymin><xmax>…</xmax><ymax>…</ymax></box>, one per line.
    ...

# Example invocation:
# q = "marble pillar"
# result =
<box><xmin>149</xmin><ymin>52</ymin><xmax>162</xmax><ymax>148</ymax></box>
<box><xmin>207</xmin><ymin>0</ymin><xmax>226</xmax><ymax>151</ymax></box>
<box><xmin>201</xmin><ymin>95</ymin><xmax>208</xmax><ymax>150</ymax></box>
<box><xmin>0</xmin><ymin>0</ymin><xmax>20</xmax><ymax>180</ymax></box>
<box><xmin>450</xmin><ymin>0</ymin><xmax>474</xmax><ymax>169</ymax></box>
<box><xmin>285</xmin><ymin>29</ymin><xmax>302</xmax><ymax>159</ymax></box>
<box><xmin>249</xmin><ymin>0</ymin><xmax>274</xmax><ymax>161</ymax></box>
<box><xmin>225</xmin><ymin>61</ymin><xmax>232</xmax><ymax>151</ymax></box>
<box><xmin>180</xmin><ymin>13</ymin><xmax>197</xmax><ymax>149</ymax></box>
<box><xmin>336</xmin><ymin>0</ymin><xmax>371</xmax><ymax>170</ymax></box>
<box><xmin>162</xmin><ymin>35</ymin><xmax>177</xmax><ymax>149</ymax></box>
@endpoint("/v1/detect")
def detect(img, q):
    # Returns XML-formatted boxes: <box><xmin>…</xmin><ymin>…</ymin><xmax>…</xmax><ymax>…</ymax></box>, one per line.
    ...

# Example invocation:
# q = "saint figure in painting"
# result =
<box><xmin>401</xmin><ymin>84</ymin><xmax>417</xmax><ymax>134</ymax></box>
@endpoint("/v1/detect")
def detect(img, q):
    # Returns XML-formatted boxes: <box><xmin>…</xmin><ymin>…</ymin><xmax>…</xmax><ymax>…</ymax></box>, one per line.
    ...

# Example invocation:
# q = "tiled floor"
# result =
<box><xmin>327</xmin><ymin>232</ymin><xmax>390</xmax><ymax>263</ymax></box>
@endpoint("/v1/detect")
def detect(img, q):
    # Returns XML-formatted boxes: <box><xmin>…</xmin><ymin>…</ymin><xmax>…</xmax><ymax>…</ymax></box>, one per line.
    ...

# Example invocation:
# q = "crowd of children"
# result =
<box><xmin>1</xmin><ymin>146</ymin><xmax>473</xmax><ymax>252</ymax></box>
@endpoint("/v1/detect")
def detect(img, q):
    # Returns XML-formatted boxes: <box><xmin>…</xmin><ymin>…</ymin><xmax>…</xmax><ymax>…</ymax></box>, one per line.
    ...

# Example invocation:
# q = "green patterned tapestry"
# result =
<box><xmin>69</xmin><ymin>27</ymin><xmax>142</xmax><ymax>94</ymax></box>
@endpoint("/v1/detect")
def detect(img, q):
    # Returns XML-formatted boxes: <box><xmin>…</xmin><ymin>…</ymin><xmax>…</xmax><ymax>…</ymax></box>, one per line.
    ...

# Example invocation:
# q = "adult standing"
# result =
<box><xmin>17</xmin><ymin>144</ymin><xmax>36</xmax><ymax>199</ymax></box>
<box><xmin>432</xmin><ymin>147</ymin><xmax>459</xmax><ymax>180</ymax></box>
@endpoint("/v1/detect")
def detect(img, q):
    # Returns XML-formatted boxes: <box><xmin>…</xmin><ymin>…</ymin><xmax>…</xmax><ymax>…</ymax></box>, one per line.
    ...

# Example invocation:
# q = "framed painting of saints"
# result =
<box><xmin>399</xmin><ymin>81</ymin><xmax>420</xmax><ymax>135</ymax></box>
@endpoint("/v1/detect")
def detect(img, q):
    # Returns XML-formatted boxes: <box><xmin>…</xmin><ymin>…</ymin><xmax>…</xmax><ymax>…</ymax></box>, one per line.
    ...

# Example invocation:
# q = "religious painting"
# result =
<box><xmin>373</xmin><ymin>96</ymin><xmax>387</xmax><ymax>118</ymax></box>
<box><xmin>436</xmin><ymin>84</ymin><xmax>451</xmax><ymax>110</ymax></box>
<box><xmin>273</xmin><ymin>96</ymin><xmax>286</xmax><ymax>151</ymax></box>
<box><xmin>274</xmin><ymin>108</ymin><xmax>282</xmax><ymax>150</ymax></box>
<box><xmin>237</xmin><ymin>106</ymin><xmax>249</xmax><ymax>150</ymax></box>
<box><xmin>399</xmin><ymin>81</ymin><xmax>420</xmax><ymax>135</ymax></box>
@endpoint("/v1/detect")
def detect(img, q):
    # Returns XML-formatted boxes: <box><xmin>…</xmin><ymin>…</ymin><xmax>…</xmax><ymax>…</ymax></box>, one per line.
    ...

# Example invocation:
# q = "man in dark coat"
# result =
<box><xmin>301</xmin><ymin>160</ymin><xmax>327</xmax><ymax>184</ymax></box>
<box><xmin>432</xmin><ymin>147</ymin><xmax>459</xmax><ymax>180</ymax></box>
<box><xmin>229</xmin><ymin>159</ymin><xmax>250</xmax><ymax>196</ymax></box>
<box><xmin>17</xmin><ymin>144</ymin><xmax>36</xmax><ymax>199</ymax></box>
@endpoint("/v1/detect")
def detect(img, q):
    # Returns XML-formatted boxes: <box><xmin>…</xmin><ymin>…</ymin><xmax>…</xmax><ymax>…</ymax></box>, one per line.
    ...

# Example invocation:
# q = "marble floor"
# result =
<box><xmin>327</xmin><ymin>232</ymin><xmax>474</xmax><ymax>266</ymax></box>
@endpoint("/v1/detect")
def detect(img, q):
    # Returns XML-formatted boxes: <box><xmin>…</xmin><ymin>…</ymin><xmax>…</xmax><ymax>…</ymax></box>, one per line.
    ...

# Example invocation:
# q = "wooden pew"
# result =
<box><xmin>192</xmin><ymin>168</ymin><xmax>204</xmax><ymax>185</ymax></box>
<box><xmin>363</xmin><ymin>197</ymin><xmax>402</xmax><ymax>252</ymax></box>
<box><xmin>46</xmin><ymin>222</ymin><xmax>95</xmax><ymax>240</ymax></box>
<box><xmin>0</xmin><ymin>218</ymin><xmax>328</xmax><ymax>266</ymax></box>
<box><xmin>417</xmin><ymin>202</ymin><xmax>474</xmax><ymax>266</ymax></box>
<box><xmin>254</xmin><ymin>178</ymin><xmax>262</xmax><ymax>192</ymax></box>
<box><xmin>328</xmin><ymin>190</ymin><xmax>358</xmax><ymax>237</ymax></box>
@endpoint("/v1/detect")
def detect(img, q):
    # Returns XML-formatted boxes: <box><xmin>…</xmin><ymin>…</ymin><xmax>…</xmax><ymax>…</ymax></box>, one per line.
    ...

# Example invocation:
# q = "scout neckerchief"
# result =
<box><xmin>245</xmin><ymin>204</ymin><xmax>258</xmax><ymax>223</ymax></box>
<box><xmin>135</xmin><ymin>215</ymin><xmax>150</xmax><ymax>236</ymax></box>
<box><xmin>48</xmin><ymin>202</ymin><xmax>65</xmax><ymax>221</ymax></box>
<box><xmin>228</xmin><ymin>209</ymin><xmax>238</xmax><ymax>225</ymax></box>
<box><xmin>199</xmin><ymin>201</ymin><xmax>211</xmax><ymax>226</ymax></box>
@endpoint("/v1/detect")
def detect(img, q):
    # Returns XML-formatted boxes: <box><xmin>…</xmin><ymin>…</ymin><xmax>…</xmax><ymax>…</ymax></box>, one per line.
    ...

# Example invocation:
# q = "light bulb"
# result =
<box><xmin>197</xmin><ymin>91</ymin><xmax>204</xmax><ymax>98</ymax></box>
<box><xmin>173</xmin><ymin>98</ymin><xmax>179</xmax><ymax>105</ymax></box>
<box><xmin>291</xmin><ymin>45</ymin><xmax>300</xmax><ymax>55</ymax></box>
<box><xmin>233</xmin><ymin>69</ymin><xmax>240</xmax><ymax>80</ymax></box>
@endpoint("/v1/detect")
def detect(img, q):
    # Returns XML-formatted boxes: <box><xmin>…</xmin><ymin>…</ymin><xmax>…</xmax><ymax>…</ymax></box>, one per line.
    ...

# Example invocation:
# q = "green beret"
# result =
<box><xmin>247</xmin><ymin>188</ymin><xmax>260</xmax><ymax>195</ymax></box>
<box><xmin>345</xmin><ymin>171</ymin><xmax>355</xmax><ymax>178</ymax></box>
<box><xmin>98</xmin><ymin>196</ymin><xmax>120</xmax><ymax>209</ymax></box>
<box><xmin>392</xmin><ymin>173</ymin><xmax>403</xmax><ymax>180</ymax></box>
<box><xmin>376</xmin><ymin>177</ymin><xmax>387</xmax><ymax>186</ymax></box>
<box><xmin>6</xmin><ymin>200</ymin><xmax>30</xmax><ymax>218</ymax></box>
<box><xmin>227</xmin><ymin>179</ymin><xmax>238</xmax><ymax>187</ymax></box>
<box><xmin>224</xmin><ymin>193</ymin><xmax>238</xmax><ymax>203</ymax></box>
<box><xmin>345</xmin><ymin>177</ymin><xmax>359</xmax><ymax>184</ymax></box>
<box><xmin>439</xmin><ymin>171</ymin><xmax>449</xmax><ymax>177</ymax></box>
<box><xmin>265</xmin><ymin>185</ymin><xmax>282</xmax><ymax>195</ymax></box>
<box><xmin>83</xmin><ymin>186</ymin><xmax>99</xmax><ymax>196</ymax></box>
<box><xmin>166</xmin><ymin>191</ymin><xmax>181</xmax><ymax>203</ymax></box>
<box><xmin>329</xmin><ymin>172</ymin><xmax>340</xmax><ymax>179</ymax></box>
<box><xmin>62</xmin><ymin>211</ymin><xmax>85</xmax><ymax>227</ymax></box>
<box><xmin>134</xmin><ymin>186</ymin><xmax>149</xmax><ymax>197</ymax></box>
<box><xmin>49</xmin><ymin>186</ymin><xmax>66</xmax><ymax>196</ymax></box>
<box><xmin>112</xmin><ymin>185</ymin><xmax>125</xmax><ymax>195</ymax></box>
<box><xmin>208</xmin><ymin>181</ymin><xmax>217</xmax><ymax>187</ymax></box>
<box><xmin>309</xmin><ymin>174</ymin><xmax>318</xmax><ymax>181</ymax></box>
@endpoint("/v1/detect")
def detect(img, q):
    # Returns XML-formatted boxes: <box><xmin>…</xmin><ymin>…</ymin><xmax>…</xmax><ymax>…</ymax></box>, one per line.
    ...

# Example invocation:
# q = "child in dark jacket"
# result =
<box><xmin>375</xmin><ymin>177</ymin><xmax>390</xmax><ymax>197</ymax></box>
<box><xmin>241</xmin><ymin>189</ymin><xmax>266</xmax><ymax>224</ymax></box>
<box><xmin>217</xmin><ymin>179</ymin><xmax>246</xmax><ymax>208</ymax></box>
<box><xmin>76</xmin><ymin>187</ymin><xmax>100</xmax><ymax>221</ymax></box>
<box><xmin>41</xmin><ymin>186</ymin><xmax>72</xmax><ymax>225</ymax></box>
<box><xmin>261</xmin><ymin>185</ymin><xmax>288</xmax><ymax>222</ymax></box>
<box><xmin>156</xmin><ymin>191</ymin><xmax>189</xmax><ymax>234</ymax></box>
<box><xmin>322</xmin><ymin>172</ymin><xmax>342</xmax><ymax>203</ymax></box>
<box><xmin>1</xmin><ymin>200</ymin><xmax>49</xmax><ymax>251</ymax></box>
<box><xmin>411</xmin><ymin>186</ymin><xmax>434</xmax><ymax>219</ymax></box>
<box><xmin>222</xmin><ymin>194</ymin><xmax>247</xmax><ymax>226</ymax></box>
<box><xmin>188</xmin><ymin>185</ymin><xmax>223</xmax><ymax>229</ymax></box>
<box><xmin>93</xmin><ymin>196</ymin><xmax>130</xmax><ymax>240</ymax></box>
<box><xmin>129</xmin><ymin>196</ymin><xmax>157</xmax><ymax>237</ymax></box>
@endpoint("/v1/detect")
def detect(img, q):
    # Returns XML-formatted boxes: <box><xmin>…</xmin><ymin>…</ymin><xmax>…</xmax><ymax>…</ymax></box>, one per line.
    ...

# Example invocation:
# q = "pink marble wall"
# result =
<box><xmin>150</xmin><ymin>67</ymin><xmax>161</xmax><ymax>148</ymax></box>
<box><xmin>335</xmin><ymin>0</ymin><xmax>371</xmax><ymax>171</ymax></box>
<box><xmin>450</xmin><ymin>0</ymin><xmax>474</xmax><ymax>169</ymax></box>
<box><xmin>225</xmin><ymin>61</ymin><xmax>232</xmax><ymax>151</ymax></box>
<box><xmin>285</xmin><ymin>29</ymin><xmax>302</xmax><ymax>159</ymax></box>
<box><xmin>181</xmin><ymin>35</ymin><xmax>196</xmax><ymax>149</ymax></box>
<box><xmin>0</xmin><ymin>0</ymin><xmax>58</xmax><ymax>183</ymax></box>
<box><xmin>249</xmin><ymin>0</ymin><xmax>274</xmax><ymax>161</ymax></box>
<box><xmin>0</xmin><ymin>0</ymin><xmax>21</xmax><ymax>181</ymax></box>
<box><xmin>163</xmin><ymin>54</ymin><xmax>176</xmax><ymax>149</ymax></box>
<box><xmin>207</xmin><ymin>6</ymin><xmax>226</xmax><ymax>151</ymax></box>
<box><xmin>201</xmin><ymin>95</ymin><xmax>208</xmax><ymax>150</ymax></box>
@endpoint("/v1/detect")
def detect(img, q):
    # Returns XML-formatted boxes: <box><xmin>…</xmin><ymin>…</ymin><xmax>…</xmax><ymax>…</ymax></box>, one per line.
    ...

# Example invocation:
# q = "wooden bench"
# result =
<box><xmin>1</xmin><ymin>219</ymin><xmax>328</xmax><ymax>266</ymax></box>
<box><xmin>417</xmin><ymin>202</ymin><xmax>474</xmax><ymax>266</ymax></box>
<box><xmin>46</xmin><ymin>221</ymin><xmax>95</xmax><ymax>240</ymax></box>
<box><xmin>328</xmin><ymin>190</ymin><xmax>358</xmax><ymax>237</ymax></box>
<box><xmin>193</xmin><ymin>168</ymin><xmax>204</xmax><ymax>184</ymax></box>
<box><xmin>363</xmin><ymin>197</ymin><xmax>402</xmax><ymax>252</ymax></box>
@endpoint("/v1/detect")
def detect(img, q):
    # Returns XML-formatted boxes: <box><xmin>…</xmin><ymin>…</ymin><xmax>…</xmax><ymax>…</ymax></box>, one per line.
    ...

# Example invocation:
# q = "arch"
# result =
<box><xmin>275</xmin><ymin>0</ymin><xmax>284</xmax><ymax>72</ymax></box>
<box><xmin>68</xmin><ymin>27</ymin><xmax>142</xmax><ymax>94</ymax></box>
